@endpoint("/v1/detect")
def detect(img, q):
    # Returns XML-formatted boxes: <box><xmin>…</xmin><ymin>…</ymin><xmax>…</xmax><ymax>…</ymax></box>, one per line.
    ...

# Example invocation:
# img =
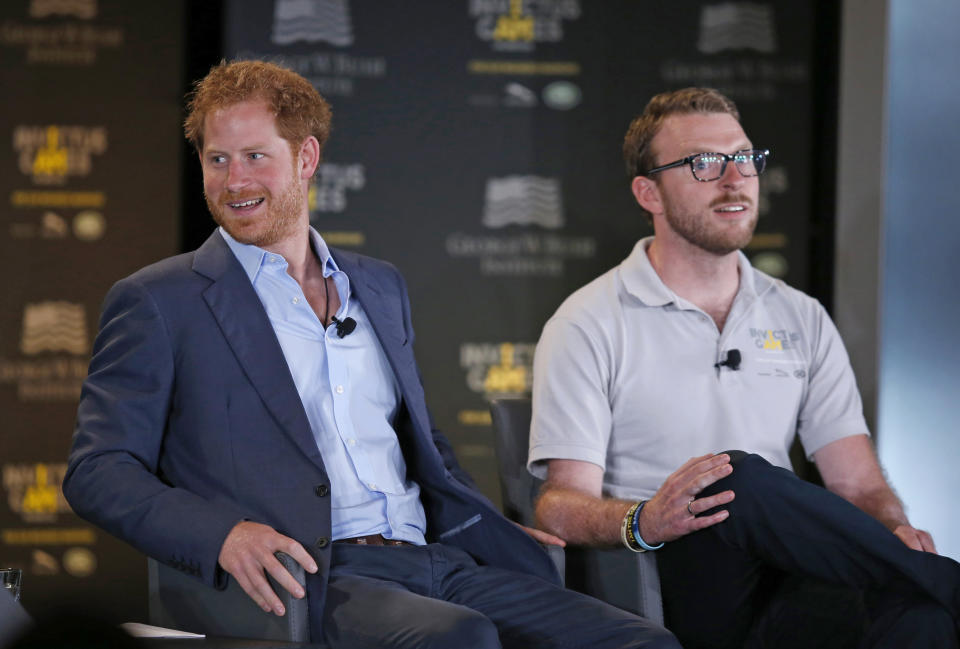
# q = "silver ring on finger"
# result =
<box><xmin>687</xmin><ymin>498</ymin><xmax>696</xmax><ymax>516</ymax></box>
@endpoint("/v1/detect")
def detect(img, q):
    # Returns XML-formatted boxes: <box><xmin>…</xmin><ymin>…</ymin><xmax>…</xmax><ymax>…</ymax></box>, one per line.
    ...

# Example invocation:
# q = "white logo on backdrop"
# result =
<box><xmin>29</xmin><ymin>0</ymin><xmax>97</xmax><ymax>19</ymax></box>
<box><xmin>20</xmin><ymin>301</ymin><xmax>88</xmax><ymax>356</ymax></box>
<box><xmin>482</xmin><ymin>176</ymin><xmax>564</xmax><ymax>229</ymax></box>
<box><xmin>272</xmin><ymin>0</ymin><xmax>354</xmax><ymax>46</ymax></box>
<box><xmin>697</xmin><ymin>3</ymin><xmax>777</xmax><ymax>54</ymax></box>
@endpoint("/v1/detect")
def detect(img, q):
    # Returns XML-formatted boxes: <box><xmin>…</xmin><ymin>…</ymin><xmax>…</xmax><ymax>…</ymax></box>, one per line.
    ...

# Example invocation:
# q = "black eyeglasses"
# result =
<box><xmin>644</xmin><ymin>149</ymin><xmax>771</xmax><ymax>182</ymax></box>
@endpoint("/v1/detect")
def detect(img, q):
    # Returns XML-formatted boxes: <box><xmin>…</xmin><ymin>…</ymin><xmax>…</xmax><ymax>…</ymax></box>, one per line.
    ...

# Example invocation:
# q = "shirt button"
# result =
<box><xmin>315</xmin><ymin>537</ymin><xmax>330</xmax><ymax>549</ymax></box>
<box><xmin>314</xmin><ymin>484</ymin><xmax>329</xmax><ymax>497</ymax></box>
<box><xmin>368</xmin><ymin>482</ymin><xmax>377</xmax><ymax>491</ymax></box>
<box><xmin>335</xmin><ymin>385</ymin><xmax>344</xmax><ymax>394</ymax></box>
<box><xmin>347</xmin><ymin>438</ymin><xmax>356</xmax><ymax>447</ymax></box>
<box><xmin>270</xmin><ymin>256</ymin><xmax>280</xmax><ymax>263</ymax></box>
<box><xmin>292</xmin><ymin>296</ymin><xmax>300</xmax><ymax>304</ymax></box>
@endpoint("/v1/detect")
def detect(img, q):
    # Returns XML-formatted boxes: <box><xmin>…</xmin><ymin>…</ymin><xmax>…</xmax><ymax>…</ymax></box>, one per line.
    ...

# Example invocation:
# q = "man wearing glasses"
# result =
<box><xmin>528</xmin><ymin>87</ymin><xmax>960</xmax><ymax>648</ymax></box>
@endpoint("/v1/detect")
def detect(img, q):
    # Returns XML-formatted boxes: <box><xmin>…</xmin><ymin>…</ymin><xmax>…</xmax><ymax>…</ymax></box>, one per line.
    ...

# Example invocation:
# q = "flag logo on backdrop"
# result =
<box><xmin>697</xmin><ymin>3</ymin><xmax>777</xmax><ymax>54</ymax></box>
<box><xmin>20</xmin><ymin>302</ymin><xmax>88</xmax><ymax>356</ymax></box>
<box><xmin>29</xmin><ymin>0</ymin><xmax>97</xmax><ymax>19</ymax></box>
<box><xmin>0</xmin><ymin>302</ymin><xmax>89</xmax><ymax>402</ymax></box>
<box><xmin>482</xmin><ymin>176</ymin><xmax>563</xmax><ymax>229</ymax></box>
<box><xmin>272</xmin><ymin>0</ymin><xmax>354</xmax><ymax>46</ymax></box>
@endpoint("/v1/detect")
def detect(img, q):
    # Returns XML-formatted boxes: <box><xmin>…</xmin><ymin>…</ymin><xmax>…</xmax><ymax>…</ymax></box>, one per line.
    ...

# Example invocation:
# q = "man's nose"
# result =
<box><xmin>225</xmin><ymin>159</ymin><xmax>249</xmax><ymax>191</ymax></box>
<box><xmin>719</xmin><ymin>159</ymin><xmax>746</xmax><ymax>189</ymax></box>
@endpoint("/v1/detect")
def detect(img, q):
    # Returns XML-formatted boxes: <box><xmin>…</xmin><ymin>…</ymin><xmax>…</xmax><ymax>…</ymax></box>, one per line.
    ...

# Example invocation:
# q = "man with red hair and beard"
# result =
<box><xmin>64</xmin><ymin>60</ymin><xmax>681</xmax><ymax>649</ymax></box>
<box><xmin>528</xmin><ymin>88</ymin><xmax>960</xmax><ymax>648</ymax></box>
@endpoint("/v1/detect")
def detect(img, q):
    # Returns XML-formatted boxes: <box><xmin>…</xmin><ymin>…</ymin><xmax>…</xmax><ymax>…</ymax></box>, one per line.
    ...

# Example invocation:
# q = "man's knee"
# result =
<box><xmin>702</xmin><ymin>450</ymin><xmax>773</xmax><ymax>496</ymax></box>
<box><xmin>424</xmin><ymin>612</ymin><xmax>500</xmax><ymax>649</ymax></box>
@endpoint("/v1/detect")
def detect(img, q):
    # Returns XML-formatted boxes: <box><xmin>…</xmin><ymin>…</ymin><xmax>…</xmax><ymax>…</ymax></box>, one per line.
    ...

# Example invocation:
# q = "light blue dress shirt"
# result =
<box><xmin>220</xmin><ymin>227</ymin><xmax>427</xmax><ymax>544</ymax></box>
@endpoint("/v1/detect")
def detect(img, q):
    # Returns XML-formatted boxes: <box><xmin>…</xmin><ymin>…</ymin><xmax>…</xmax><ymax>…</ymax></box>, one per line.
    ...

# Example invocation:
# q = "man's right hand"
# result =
<box><xmin>218</xmin><ymin>521</ymin><xmax>318</xmax><ymax>616</ymax></box>
<box><xmin>638</xmin><ymin>453</ymin><xmax>736</xmax><ymax>545</ymax></box>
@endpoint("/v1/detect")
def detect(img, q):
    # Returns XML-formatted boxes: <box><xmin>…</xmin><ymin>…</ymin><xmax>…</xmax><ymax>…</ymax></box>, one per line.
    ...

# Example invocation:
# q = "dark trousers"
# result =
<box><xmin>323</xmin><ymin>542</ymin><xmax>679</xmax><ymax>649</ymax></box>
<box><xmin>657</xmin><ymin>451</ymin><xmax>959</xmax><ymax>649</ymax></box>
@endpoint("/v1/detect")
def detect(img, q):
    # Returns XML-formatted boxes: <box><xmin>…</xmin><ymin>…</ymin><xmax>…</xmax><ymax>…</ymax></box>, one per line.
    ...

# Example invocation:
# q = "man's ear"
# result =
<box><xmin>631</xmin><ymin>175</ymin><xmax>662</xmax><ymax>216</ymax></box>
<box><xmin>297</xmin><ymin>136</ymin><xmax>321</xmax><ymax>179</ymax></box>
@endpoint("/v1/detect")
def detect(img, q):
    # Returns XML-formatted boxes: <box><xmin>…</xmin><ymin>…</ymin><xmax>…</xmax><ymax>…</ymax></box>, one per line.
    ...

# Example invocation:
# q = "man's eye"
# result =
<box><xmin>210</xmin><ymin>155</ymin><xmax>226</xmax><ymax>164</ymax></box>
<box><xmin>692</xmin><ymin>157</ymin><xmax>712</xmax><ymax>171</ymax></box>
<box><xmin>249</xmin><ymin>152</ymin><xmax>264</xmax><ymax>160</ymax></box>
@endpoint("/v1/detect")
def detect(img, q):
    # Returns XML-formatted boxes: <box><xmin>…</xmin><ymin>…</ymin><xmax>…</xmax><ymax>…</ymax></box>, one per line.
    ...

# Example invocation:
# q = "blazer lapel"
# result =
<box><xmin>331</xmin><ymin>250</ymin><xmax>432</xmax><ymax>438</ymax></box>
<box><xmin>193</xmin><ymin>233</ymin><xmax>325</xmax><ymax>469</ymax></box>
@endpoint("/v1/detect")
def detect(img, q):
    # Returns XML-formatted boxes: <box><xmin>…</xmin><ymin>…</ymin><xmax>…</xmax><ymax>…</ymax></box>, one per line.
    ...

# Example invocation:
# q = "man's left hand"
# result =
<box><xmin>893</xmin><ymin>524</ymin><xmax>937</xmax><ymax>553</ymax></box>
<box><xmin>515</xmin><ymin>522</ymin><xmax>566</xmax><ymax>547</ymax></box>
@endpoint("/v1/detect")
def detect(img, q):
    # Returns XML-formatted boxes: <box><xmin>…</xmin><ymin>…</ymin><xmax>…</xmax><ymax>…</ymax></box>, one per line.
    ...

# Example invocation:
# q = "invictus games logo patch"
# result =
<box><xmin>14</xmin><ymin>125</ymin><xmax>108</xmax><ymax>185</ymax></box>
<box><xmin>271</xmin><ymin>0</ymin><xmax>354</xmax><ymax>47</ymax></box>
<box><xmin>697</xmin><ymin>2</ymin><xmax>777</xmax><ymax>54</ymax></box>
<box><xmin>470</xmin><ymin>0</ymin><xmax>582</xmax><ymax>52</ymax></box>
<box><xmin>749</xmin><ymin>327</ymin><xmax>800</xmax><ymax>351</ymax></box>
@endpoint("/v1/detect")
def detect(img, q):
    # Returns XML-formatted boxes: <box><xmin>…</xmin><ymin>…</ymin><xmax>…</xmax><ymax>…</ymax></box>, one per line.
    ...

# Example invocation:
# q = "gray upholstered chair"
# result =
<box><xmin>489</xmin><ymin>397</ymin><xmax>664</xmax><ymax>625</ymax></box>
<box><xmin>148</xmin><ymin>552</ymin><xmax>309</xmax><ymax>642</ymax></box>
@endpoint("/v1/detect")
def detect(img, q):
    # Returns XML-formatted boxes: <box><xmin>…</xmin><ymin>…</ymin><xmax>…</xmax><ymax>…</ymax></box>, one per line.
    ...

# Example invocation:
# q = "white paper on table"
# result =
<box><xmin>120</xmin><ymin>622</ymin><xmax>206</xmax><ymax>638</ymax></box>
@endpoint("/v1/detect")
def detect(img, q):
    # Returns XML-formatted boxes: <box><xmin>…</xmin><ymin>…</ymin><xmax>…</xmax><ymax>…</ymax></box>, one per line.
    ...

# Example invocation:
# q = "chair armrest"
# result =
<box><xmin>563</xmin><ymin>546</ymin><xmax>663</xmax><ymax>626</ymax></box>
<box><xmin>148</xmin><ymin>552</ymin><xmax>309</xmax><ymax>642</ymax></box>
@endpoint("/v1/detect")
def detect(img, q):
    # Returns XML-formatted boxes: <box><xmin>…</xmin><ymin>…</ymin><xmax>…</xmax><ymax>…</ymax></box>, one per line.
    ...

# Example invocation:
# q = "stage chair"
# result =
<box><xmin>489</xmin><ymin>397</ymin><xmax>664</xmax><ymax>626</ymax></box>
<box><xmin>147</xmin><ymin>552</ymin><xmax>309</xmax><ymax>642</ymax></box>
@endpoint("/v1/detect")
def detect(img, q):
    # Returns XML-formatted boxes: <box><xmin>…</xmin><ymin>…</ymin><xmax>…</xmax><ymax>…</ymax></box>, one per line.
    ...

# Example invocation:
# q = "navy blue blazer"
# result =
<box><xmin>64</xmin><ymin>231</ymin><xmax>559</xmax><ymax>635</ymax></box>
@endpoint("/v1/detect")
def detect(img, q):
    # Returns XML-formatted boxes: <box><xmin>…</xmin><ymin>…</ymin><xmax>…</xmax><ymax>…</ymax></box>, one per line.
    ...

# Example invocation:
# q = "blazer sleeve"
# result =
<box><xmin>63</xmin><ymin>276</ymin><xmax>246</xmax><ymax>587</ymax></box>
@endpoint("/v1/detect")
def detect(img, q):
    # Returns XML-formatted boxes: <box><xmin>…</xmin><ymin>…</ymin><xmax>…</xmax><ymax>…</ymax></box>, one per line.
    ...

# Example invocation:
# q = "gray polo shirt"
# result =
<box><xmin>529</xmin><ymin>237</ymin><xmax>869</xmax><ymax>500</ymax></box>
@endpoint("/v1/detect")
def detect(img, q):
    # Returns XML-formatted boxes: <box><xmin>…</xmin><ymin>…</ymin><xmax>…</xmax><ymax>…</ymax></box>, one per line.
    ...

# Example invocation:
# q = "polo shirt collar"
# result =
<box><xmin>619</xmin><ymin>236</ymin><xmax>763</xmax><ymax>308</ymax></box>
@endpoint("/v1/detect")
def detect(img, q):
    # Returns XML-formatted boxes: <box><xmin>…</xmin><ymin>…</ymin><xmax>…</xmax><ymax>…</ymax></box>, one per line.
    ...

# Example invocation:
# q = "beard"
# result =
<box><xmin>206</xmin><ymin>173</ymin><xmax>304</xmax><ymax>249</ymax></box>
<box><xmin>662</xmin><ymin>192</ymin><xmax>758</xmax><ymax>256</ymax></box>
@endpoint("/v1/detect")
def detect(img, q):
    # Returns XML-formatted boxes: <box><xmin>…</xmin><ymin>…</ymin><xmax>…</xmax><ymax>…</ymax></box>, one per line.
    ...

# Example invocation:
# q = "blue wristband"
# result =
<box><xmin>631</xmin><ymin>500</ymin><xmax>665</xmax><ymax>551</ymax></box>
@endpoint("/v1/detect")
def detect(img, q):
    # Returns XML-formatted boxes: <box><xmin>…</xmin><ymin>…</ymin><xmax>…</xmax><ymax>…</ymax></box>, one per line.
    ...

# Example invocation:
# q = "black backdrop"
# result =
<box><xmin>1</xmin><ymin>0</ymin><xmax>838</xmax><ymax>622</ymax></box>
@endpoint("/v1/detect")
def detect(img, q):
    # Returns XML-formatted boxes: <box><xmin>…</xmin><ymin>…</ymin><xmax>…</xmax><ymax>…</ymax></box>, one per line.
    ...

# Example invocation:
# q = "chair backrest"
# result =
<box><xmin>147</xmin><ymin>552</ymin><xmax>308</xmax><ymax>642</ymax></box>
<box><xmin>489</xmin><ymin>397</ymin><xmax>540</xmax><ymax>528</ymax></box>
<box><xmin>489</xmin><ymin>396</ymin><xmax>664</xmax><ymax>625</ymax></box>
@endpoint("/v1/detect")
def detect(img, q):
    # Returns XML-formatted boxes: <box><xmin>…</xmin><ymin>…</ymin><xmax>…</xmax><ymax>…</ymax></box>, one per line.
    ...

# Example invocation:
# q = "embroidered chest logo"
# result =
<box><xmin>749</xmin><ymin>327</ymin><xmax>801</xmax><ymax>351</ymax></box>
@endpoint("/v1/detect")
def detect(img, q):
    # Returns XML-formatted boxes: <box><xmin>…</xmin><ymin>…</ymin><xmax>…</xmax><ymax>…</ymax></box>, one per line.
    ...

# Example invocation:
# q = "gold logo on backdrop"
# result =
<box><xmin>461</xmin><ymin>342</ymin><xmax>535</xmax><ymax>396</ymax></box>
<box><xmin>13</xmin><ymin>125</ymin><xmax>108</xmax><ymax>185</ymax></box>
<box><xmin>470</xmin><ymin>0</ymin><xmax>581</xmax><ymax>51</ymax></box>
<box><xmin>458</xmin><ymin>342</ymin><xmax>536</xmax><ymax>425</ymax></box>
<box><xmin>483</xmin><ymin>343</ymin><xmax>528</xmax><ymax>394</ymax></box>
<box><xmin>2</xmin><ymin>463</ymin><xmax>72</xmax><ymax>522</ymax></box>
<box><xmin>493</xmin><ymin>0</ymin><xmax>534</xmax><ymax>43</ymax></box>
